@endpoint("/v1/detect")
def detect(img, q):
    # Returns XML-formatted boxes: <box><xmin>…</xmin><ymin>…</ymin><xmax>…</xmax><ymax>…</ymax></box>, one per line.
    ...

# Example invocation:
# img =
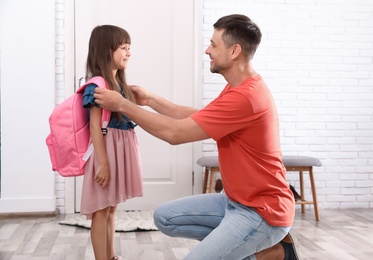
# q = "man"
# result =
<box><xmin>95</xmin><ymin>14</ymin><xmax>301</xmax><ymax>259</ymax></box>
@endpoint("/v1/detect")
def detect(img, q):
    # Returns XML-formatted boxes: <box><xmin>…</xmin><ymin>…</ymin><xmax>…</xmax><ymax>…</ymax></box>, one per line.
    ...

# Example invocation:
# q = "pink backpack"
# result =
<box><xmin>46</xmin><ymin>76</ymin><xmax>111</xmax><ymax>177</ymax></box>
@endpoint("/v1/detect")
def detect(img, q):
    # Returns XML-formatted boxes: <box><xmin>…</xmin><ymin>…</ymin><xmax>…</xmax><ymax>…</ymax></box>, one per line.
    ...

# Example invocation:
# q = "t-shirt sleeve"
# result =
<box><xmin>82</xmin><ymin>83</ymin><xmax>99</xmax><ymax>108</ymax></box>
<box><xmin>191</xmin><ymin>90</ymin><xmax>258</xmax><ymax>141</ymax></box>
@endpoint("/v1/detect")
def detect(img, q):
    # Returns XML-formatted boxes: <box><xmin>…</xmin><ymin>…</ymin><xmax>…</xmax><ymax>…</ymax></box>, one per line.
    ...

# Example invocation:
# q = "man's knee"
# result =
<box><xmin>153</xmin><ymin>204</ymin><xmax>171</xmax><ymax>233</ymax></box>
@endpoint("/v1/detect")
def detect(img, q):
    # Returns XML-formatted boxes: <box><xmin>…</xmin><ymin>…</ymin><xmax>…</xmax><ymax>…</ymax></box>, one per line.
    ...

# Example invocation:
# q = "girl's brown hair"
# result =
<box><xmin>85</xmin><ymin>25</ymin><xmax>135</xmax><ymax>118</ymax></box>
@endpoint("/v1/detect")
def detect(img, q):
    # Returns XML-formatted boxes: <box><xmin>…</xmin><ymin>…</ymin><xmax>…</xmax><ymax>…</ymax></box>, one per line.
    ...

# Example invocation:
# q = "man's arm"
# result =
<box><xmin>94</xmin><ymin>88</ymin><xmax>209</xmax><ymax>145</ymax></box>
<box><xmin>130</xmin><ymin>85</ymin><xmax>198</xmax><ymax>119</ymax></box>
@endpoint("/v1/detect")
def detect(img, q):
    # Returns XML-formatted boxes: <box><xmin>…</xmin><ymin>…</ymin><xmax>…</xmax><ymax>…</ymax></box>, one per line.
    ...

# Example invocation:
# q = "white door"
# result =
<box><xmin>73</xmin><ymin>0</ymin><xmax>201</xmax><ymax>211</ymax></box>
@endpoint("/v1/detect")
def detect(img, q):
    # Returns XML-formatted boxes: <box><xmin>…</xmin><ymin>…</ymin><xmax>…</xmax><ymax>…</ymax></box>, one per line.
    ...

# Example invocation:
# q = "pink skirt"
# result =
<box><xmin>80</xmin><ymin>128</ymin><xmax>143</xmax><ymax>219</ymax></box>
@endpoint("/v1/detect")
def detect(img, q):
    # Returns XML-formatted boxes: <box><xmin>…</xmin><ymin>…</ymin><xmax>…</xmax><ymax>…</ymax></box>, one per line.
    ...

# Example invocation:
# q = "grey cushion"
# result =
<box><xmin>282</xmin><ymin>156</ymin><xmax>322</xmax><ymax>167</ymax></box>
<box><xmin>197</xmin><ymin>155</ymin><xmax>322</xmax><ymax>168</ymax></box>
<box><xmin>196</xmin><ymin>156</ymin><xmax>219</xmax><ymax>167</ymax></box>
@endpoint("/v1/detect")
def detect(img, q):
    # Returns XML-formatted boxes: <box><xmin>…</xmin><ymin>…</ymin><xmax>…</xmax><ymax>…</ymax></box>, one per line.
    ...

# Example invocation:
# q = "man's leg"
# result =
<box><xmin>187</xmin><ymin>201</ymin><xmax>288</xmax><ymax>259</ymax></box>
<box><xmin>154</xmin><ymin>194</ymin><xmax>288</xmax><ymax>259</ymax></box>
<box><xmin>153</xmin><ymin>193</ymin><xmax>227</xmax><ymax>241</ymax></box>
<box><xmin>257</xmin><ymin>230</ymin><xmax>302</xmax><ymax>260</ymax></box>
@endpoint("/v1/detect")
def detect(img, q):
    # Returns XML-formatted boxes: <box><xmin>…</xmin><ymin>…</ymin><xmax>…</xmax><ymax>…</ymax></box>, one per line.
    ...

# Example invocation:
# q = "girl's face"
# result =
<box><xmin>112</xmin><ymin>43</ymin><xmax>131</xmax><ymax>70</ymax></box>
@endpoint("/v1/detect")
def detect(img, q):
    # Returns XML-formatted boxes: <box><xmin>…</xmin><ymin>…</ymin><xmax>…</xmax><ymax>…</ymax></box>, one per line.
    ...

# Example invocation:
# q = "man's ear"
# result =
<box><xmin>231</xmin><ymin>44</ymin><xmax>242</xmax><ymax>59</ymax></box>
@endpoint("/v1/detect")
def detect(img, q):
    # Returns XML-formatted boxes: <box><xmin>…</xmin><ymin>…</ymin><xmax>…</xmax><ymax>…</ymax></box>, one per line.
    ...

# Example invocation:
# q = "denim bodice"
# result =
<box><xmin>83</xmin><ymin>83</ymin><xmax>136</xmax><ymax>130</ymax></box>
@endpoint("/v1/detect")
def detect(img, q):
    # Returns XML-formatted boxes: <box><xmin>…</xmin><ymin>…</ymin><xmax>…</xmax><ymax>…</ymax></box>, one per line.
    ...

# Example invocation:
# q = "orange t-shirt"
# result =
<box><xmin>191</xmin><ymin>75</ymin><xmax>294</xmax><ymax>226</ymax></box>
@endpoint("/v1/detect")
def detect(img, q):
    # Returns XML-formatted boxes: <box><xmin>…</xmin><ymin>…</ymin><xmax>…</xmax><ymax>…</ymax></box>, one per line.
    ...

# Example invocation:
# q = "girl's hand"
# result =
<box><xmin>94</xmin><ymin>164</ymin><xmax>110</xmax><ymax>188</ymax></box>
<box><xmin>129</xmin><ymin>85</ymin><xmax>152</xmax><ymax>106</ymax></box>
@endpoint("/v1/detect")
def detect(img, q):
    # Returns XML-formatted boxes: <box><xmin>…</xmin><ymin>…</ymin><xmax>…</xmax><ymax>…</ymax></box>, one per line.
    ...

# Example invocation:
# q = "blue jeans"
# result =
<box><xmin>153</xmin><ymin>193</ymin><xmax>290</xmax><ymax>260</ymax></box>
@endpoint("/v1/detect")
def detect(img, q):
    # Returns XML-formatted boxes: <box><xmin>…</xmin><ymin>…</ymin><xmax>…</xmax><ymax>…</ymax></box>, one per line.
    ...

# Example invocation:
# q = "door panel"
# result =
<box><xmin>74</xmin><ymin>0</ymin><xmax>197</xmax><ymax>211</ymax></box>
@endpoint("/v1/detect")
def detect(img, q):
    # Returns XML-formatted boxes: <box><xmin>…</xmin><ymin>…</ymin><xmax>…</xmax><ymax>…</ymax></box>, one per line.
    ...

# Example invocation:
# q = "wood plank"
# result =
<box><xmin>0</xmin><ymin>209</ymin><xmax>372</xmax><ymax>259</ymax></box>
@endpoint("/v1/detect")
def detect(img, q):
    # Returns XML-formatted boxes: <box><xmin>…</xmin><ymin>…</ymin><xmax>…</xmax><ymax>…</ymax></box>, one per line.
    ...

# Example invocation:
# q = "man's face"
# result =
<box><xmin>205</xmin><ymin>29</ymin><xmax>232</xmax><ymax>74</ymax></box>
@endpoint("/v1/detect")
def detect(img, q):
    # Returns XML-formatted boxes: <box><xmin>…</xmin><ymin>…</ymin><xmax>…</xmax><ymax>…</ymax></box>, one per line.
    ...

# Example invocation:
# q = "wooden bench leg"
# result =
<box><xmin>299</xmin><ymin>171</ymin><xmax>305</xmax><ymax>214</ymax></box>
<box><xmin>208</xmin><ymin>169</ymin><xmax>216</xmax><ymax>193</ymax></box>
<box><xmin>202</xmin><ymin>168</ymin><xmax>209</xmax><ymax>194</ymax></box>
<box><xmin>309</xmin><ymin>168</ymin><xmax>320</xmax><ymax>221</ymax></box>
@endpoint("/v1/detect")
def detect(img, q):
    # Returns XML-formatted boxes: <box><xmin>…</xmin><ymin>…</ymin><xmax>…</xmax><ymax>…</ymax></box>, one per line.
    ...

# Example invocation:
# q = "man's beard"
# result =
<box><xmin>210</xmin><ymin>64</ymin><xmax>226</xmax><ymax>74</ymax></box>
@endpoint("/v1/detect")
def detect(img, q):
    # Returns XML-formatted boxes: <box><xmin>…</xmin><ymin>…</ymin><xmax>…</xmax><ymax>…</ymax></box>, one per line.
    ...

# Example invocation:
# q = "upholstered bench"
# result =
<box><xmin>196</xmin><ymin>156</ymin><xmax>220</xmax><ymax>194</ymax></box>
<box><xmin>282</xmin><ymin>155</ymin><xmax>322</xmax><ymax>221</ymax></box>
<box><xmin>196</xmin><ymin>155</ymin><xmax>322</xmax><ymax>221</ymax></box>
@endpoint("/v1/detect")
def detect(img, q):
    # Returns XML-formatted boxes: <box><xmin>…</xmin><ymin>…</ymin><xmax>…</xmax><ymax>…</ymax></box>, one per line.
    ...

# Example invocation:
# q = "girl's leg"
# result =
<box><xmin>91</xmin><ymin>207</ymin><xmax>111</xmax><ymax>260</ymax></box>
<box><xmin>106</xmin><ymin>206</ymin><xmax>117</xmax><ymax>259</ymax></box>
<box><xmin>153</xmin><ymin>193</ymin><xmax>228</xmax><ymax>241</ymax></box>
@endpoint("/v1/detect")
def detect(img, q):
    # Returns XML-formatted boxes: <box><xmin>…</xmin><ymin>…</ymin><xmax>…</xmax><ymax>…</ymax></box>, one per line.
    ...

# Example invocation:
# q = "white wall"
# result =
<box><xmin>202</xmin><ymin>0</ymin><xmax>373</xmax><ymax>209</ymax></box>
<box><xmin>0</xmin><ymin>0</ymin><xmax>56</xmax><ymax>213</ymax></box>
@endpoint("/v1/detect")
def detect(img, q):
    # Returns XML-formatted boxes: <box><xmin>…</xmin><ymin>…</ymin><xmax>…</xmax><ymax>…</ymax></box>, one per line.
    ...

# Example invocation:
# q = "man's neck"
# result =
<box><xmin>223</xmin><ymin>62</ymin><xmax>257</xmax><ymax>88</ymax></box>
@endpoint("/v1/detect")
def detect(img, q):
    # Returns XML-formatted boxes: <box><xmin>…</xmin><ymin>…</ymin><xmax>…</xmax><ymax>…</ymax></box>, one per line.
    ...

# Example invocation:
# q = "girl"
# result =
<box><xmin>80</xmin><ymin>25</ymin><xmax>143</xmax><ymax>260</ymax></box>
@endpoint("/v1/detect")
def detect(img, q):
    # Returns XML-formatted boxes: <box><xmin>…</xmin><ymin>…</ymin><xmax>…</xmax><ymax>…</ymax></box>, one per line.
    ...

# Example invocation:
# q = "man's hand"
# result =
<box><xmin>129</xmin><ymin>85</ymin><xmax>151</xmax><ymax>106</ymax></box>
<box><xmin>94</xmin><ymin>88</ymin><xmax>124</xmax><ymax>112</ymax></box>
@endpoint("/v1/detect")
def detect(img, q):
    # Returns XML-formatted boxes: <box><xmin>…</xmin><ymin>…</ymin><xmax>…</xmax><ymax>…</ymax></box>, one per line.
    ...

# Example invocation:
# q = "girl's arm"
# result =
<box><xmin>89</xmin><ymin>105</ymin><xmax>110</xmax><ymax>187</ymax></box>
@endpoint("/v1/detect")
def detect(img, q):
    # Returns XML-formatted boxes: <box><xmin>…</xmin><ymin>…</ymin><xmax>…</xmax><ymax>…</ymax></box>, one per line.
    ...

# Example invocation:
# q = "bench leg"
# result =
<box><xmin>299</xmin><ymin>171</ymin><xmax>305</xmax><ymax>214</ymax></box>
<box><xmin>202</xmin><ymin>168</ymin><xmax>209</xmax><ymax>194</ymax></box>
<box><xmin>309</xmin><ymin>168</ymin><xmax>320</xmax><ymax>221</ymax></box>
<box><xmin>208</xmin><ymin>170</ymin><xmax>216</xmax><ymax>193</ymax></box>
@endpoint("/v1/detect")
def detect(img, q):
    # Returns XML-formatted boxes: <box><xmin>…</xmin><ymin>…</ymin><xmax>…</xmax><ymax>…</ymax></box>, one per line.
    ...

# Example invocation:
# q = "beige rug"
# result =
<box><xmin>59</xmin><ymin>209</ymin><xmax>158</xmax><ymax>232</ymax></box>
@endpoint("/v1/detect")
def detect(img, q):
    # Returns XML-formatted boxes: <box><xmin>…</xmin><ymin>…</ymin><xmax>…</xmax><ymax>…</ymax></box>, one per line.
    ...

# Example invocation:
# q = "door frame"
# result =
<box><xmin>63</xmin><ymin>0</ymin><xmax>204</xmax><ymax>213</ymax></box>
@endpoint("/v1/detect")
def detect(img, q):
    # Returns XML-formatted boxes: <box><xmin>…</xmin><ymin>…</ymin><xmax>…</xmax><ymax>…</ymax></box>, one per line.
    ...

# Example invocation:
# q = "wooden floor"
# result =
<box><xmin>1</xmin><ymin>208</ymin><xmax>372</xmax><ymax>260</ymax></box>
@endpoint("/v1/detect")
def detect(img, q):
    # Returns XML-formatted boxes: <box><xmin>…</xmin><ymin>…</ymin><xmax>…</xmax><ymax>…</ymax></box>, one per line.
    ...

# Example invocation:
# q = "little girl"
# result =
<box><xmin>80</xmin><ymin>25</ymin><xmax>143</xmax><ymax>260</ymax></box>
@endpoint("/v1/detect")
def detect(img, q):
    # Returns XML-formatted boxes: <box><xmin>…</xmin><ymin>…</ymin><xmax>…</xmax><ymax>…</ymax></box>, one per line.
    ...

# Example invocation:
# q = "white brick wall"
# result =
<box><xmin>202</xmin><ymin>0</ymin><xmax>373</xmax><ymax>209</ymax></box>
<box><xmin>55</xmin><ymin>0</ymin><xmax>373</xmax><ymax>212</ymax></box>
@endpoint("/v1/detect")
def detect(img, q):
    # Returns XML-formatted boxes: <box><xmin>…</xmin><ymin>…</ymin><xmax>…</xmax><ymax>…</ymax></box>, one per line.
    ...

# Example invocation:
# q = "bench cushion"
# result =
<box><xmin>197</xmin><ymin>155</ymin><xmax>322</xmax><ymax>168</ymax></box>
<box><xmin>282</xmin><ymin>156</ymin><xmax>322</xmax><ymax>167</ymax></box>
<box><xmin>196</xmin><ymin>156</ymin><xmax>219</xmax><ymax>167</ymax></box>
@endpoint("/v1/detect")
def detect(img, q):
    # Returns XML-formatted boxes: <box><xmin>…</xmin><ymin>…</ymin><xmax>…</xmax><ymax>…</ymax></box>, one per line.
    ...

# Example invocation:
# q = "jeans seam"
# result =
<box><xmin>220</xmin><ymin>211</ymin><xmax>266</xmax><ymax>258</ymax></box>
<box><xmin>255</xmin><ymin>222</ymin><xmax>275</xmax><ymax>252</ymax></box>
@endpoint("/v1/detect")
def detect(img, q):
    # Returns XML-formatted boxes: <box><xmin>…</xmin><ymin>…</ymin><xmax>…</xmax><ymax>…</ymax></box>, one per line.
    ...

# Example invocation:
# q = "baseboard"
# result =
<box><xmin>0</xmin><ymin>210</ymin><xmax>58</xmax><ymax>219</ymax></box>
<box><xmin>0</xmin><ymin>197</ymin><xmax>56</xmax><ymax>215</ymax></box>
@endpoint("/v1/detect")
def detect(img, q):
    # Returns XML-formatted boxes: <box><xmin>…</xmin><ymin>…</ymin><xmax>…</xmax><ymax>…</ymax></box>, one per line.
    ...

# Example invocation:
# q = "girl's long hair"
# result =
<box><xmin>85</xmin><ymin>25</ymin><xmax>135</xmax><ymax>118</ymax></box>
